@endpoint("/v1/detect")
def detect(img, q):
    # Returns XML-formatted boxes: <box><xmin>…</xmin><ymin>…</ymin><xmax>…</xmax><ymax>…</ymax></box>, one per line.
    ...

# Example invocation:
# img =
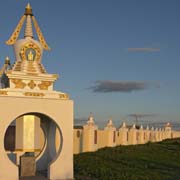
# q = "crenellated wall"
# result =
<box><xmin>73</xmin><ymin>117</ymin><xmax>180</xmax><ymax>154</ymax></box>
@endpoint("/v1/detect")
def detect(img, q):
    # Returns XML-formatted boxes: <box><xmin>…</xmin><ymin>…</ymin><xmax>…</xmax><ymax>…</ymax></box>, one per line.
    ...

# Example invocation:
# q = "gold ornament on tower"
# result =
<box><xmin>28</xmin><ymin>80</ymin><xmax>36</xmax><ymax>89</ymax></box>
<box><xmin>28</xmin><ymin>50</ymin><xmax>34</xmax><ymax>61</ymax></box>
<box><xmin>20</xmin><ymin>42</ymin><xmax>41</xmax><ymax>62</ymax></box>
<box><xmin>11</xmin><ymin>79</ymin><xmax>26</xmax><ymax>89</ymax></box>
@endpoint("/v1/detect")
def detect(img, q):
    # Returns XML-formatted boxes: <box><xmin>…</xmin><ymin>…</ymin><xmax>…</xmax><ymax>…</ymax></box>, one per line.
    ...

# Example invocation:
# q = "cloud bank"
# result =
<box><xmin>128</xmin><ymin>48</ymin><xmax>160</xmax><ymax>52</ymax></box>
<box><xmin>128</xmin><ymin>113</ymin><xmax>158</xmax><ymax>118</ymax></box>
<box><xmin>90</xmin><ymin>80</ymin><xmax>160</xmax><ymax>93</ymax></box>
<box><xmin>74</xmin><ymin>118</ymin><xmax>87</xmax><ymax>124</ymax></box>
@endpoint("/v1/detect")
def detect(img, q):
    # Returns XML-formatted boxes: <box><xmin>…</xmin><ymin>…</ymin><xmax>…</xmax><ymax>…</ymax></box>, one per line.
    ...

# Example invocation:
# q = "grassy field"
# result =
<box><xmin>74</xmin><ymin>138</ymin><xmax>180</xmax><ymax>180</ymax></box>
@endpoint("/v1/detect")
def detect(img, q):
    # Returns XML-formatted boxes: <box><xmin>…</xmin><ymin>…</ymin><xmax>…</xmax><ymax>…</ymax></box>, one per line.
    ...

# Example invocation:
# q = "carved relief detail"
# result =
<box><xmin>28</xmin><ymin>80</ymin><xmax>36</xmax><ymax>89</ymax></box>
<box><xmin>59</xmin><ymin>93</ymin><xmax>69</xmax><ymax>100</ymax></box>
<box><xmin>0</xmin><ymin>90</ymin><xmax>8</xmax><ymax>95</ymax></box>
<box><xmin>38</xmin><ymin>81</ymin><xmax>52</xmax><ymax>90</ymax></box>
<box><xmin>11</xmin><ymin>79</ymin><xmax>26</xmax><ymax>89</ymax></box>
<box><xmin>24</xmin><ymin>92</ymin><xmax>44</xmax><ymax>97</ymax></box>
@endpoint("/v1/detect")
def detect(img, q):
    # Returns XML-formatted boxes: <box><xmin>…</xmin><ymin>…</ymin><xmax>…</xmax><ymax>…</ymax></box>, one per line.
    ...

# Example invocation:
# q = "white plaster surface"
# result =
<box><xmin>0</xmin><ymin>96</ymin><xmax>73</xmax><ymax>180</ymax></box>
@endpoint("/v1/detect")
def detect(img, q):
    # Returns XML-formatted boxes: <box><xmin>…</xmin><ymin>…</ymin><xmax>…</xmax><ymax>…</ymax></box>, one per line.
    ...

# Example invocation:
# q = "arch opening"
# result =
<box><xmin>4</xmin><ymin>112</ymin><xmax>63</xmax><ymax>178</ymax></box>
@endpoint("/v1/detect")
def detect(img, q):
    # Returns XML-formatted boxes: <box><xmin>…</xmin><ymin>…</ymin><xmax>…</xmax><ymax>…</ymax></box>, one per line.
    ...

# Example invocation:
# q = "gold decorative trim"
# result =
<box><xmin>24</xmin><ymin>3</ymin><xmax>33</xmax><ymax>16</ymax></box>
<box><xmin>28</xmin><ymin>80</ymin><xmax>36</xmax><ymax>89</ymax></box>
<box><xmin>15</xmin><ymin>149</ymin><xmax>41</xmax><ymax>152</ymax></box>
<box><xmin>59</xmin><ymin>93</ymin><xmax>69</xmax><ymax>100</ymax></box>
<box><xmin>53</xmin><ymin>74</ymin><xmax>59</xmax><ymax>78</ymax></box>
<box><xmin>24</xmin><ymin>92</ymin><xmax>44</xmax><ymax>97</ymax></box>
<box><xmin>27</xmin><ymin>73</ymin><xmax>38</xmax><ymax>76</ymax></box>
<box><xmin>38</xmin><ymin>81</ymin><xmax>52</xmax><ymax>90</ymax></box>
<box><xmin>32</xmin><ymin>16</ymin><xmax>50</xmax><ymax>50</ymax></box>
<box><xmin>0</xmin><ymin>90</ymin><xmax>8</xmax><ymax>95</ymax></box>
<box><xmin>6</xmin><ymin>15</ymin><xmax>26</xmax><ymax>45</ymax></box>
<box><xmin>20</xmin><ymin>41</ymin><xmax>41</xmax><ymax>62</ymax></box>
<box><xmin>11</xmin><ymin>79</ymin><xmax>26</xmax><ymax>89</ymax></box>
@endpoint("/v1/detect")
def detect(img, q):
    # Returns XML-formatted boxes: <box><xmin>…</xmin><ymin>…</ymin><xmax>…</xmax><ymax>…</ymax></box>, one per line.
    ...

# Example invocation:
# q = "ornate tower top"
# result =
<box><xmin>0</xmin><ymin>3</ymin><xmax>69</xmax><ymax>100</ymax></box>
<box><xmin>6</xmin><ymin>3</ymin><xmax>50</xmax><ymax>50</ymax></box>
<box><xmin>6</xmin><ymin>3</ymin><xmax>51</xmax><ymax>74</ymax></box>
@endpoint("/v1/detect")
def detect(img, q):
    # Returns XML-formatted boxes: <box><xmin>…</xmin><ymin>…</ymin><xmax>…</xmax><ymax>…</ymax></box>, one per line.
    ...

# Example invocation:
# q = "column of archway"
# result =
<box><xmin>48</xmin><ymin>101</ymin><xmax>74</xmax><ymax>180</ymax></box>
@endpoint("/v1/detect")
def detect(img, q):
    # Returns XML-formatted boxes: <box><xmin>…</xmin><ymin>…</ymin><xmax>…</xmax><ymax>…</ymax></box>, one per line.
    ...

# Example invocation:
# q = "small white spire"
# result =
<box><xmin>107</xmin><ymin>118</ymin><xmax>113</xmax><ymax>127</ymax></box>
<box><xmin>140</xmin><ymin>125</ymin><xmax>143</xmax><ymax>129</ymax></box>
<box><xmin>87</xmin><ymin>113</ymin><xmax>95</xmax><ymax>125</ymax></box>
<box><xmin>122</xmin><ymin>122</ymin><xmax>126</xmax><ymax>128</ymax></box>
<box><xmin>165</xmin><ymin>122</ymin><xmax>171</xmax><ymax>127</ymax></box>
<box><xmin>24</xmin><ymin>15</ymin><xmax>33</xmax><ymax>38</ymax></box>
<box><xmin>146</xmin><ymin>125</ymin><xmax>149</xmax><ymax>130</ymax></box>
<box><xmin>132</xmin><ymin>124</ymin><xmax>136</xmax><ymax>129</ymax></box>
<box><xmin>151</xmin><ymin>127</ymin><xmax>154</xmax><ymax>131</ymax></box>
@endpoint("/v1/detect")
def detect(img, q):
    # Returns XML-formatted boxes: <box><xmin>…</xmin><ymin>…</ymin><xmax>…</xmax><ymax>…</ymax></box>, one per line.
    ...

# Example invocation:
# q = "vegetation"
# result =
<box><xmin>74</xmin><ymin>138</ymin><xmax>180</xmax><ymax>180</ymax></box>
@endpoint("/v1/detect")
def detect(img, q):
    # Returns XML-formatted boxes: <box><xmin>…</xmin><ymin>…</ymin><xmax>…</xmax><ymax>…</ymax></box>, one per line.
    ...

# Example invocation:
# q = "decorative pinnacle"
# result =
<box><xmin>107</xmin><ymin>118</ymin><xmax>113</xmax><ymax>127</ymax></box>
<box><xmin>24</xmin><ymin>15</ymin><xmax>33</xmax><ymax>38</ymax></box>
<box><xmin>25</xmin><ymin>3</ymin><xmax>33</xmax><ymax>16</ymax></box>
<box><xmin>132</xmin><ymin>124</ymin><xmax>136</xmax><ymax>129</ymax></box>
<box><xmin>87</xmin><ymin>112</ymin><xmax>95</xmax><ymax>125</ymax></box>
<box><xmin>122</xmin><ymin>122</ymin><xmax>126</xmax><ymax>128</ymax></box>
<box><xmin>89</xmin><ymin>112</ymin><xmax>94</xmax><ymax>122</ymax></box>
<box><xmin>5</xmin><ymin>56</ymin><xmax>10</xmax><ymax>64</ymax></box>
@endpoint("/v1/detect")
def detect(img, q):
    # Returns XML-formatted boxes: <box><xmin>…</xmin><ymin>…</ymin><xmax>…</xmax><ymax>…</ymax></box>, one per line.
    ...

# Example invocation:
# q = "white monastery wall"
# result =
<box><xmin>73</xmin><ymin>129</ymin><xmax>83</xmax><ymax>154</ymax></box>
<box><xmin>73</xmin><ymin>117</ymin><xmax>180</xmax><ymax>154</ymax></box>
<box><xmin>97</xmin><ymin>130</ymin><xmax>107</xmax><ymax>149</ymax></box>
<box><xmin>172</xmin><ymin>130</ymin><xmax>180</xmax><ymax>138</ymax></box>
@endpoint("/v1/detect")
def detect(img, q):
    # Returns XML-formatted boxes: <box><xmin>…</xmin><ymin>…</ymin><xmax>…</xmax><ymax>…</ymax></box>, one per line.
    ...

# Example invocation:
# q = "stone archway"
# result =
<box><xmin>0</xmin><ymin>96</ymin><xmax>73</xmax><ymax>180</ymax></box>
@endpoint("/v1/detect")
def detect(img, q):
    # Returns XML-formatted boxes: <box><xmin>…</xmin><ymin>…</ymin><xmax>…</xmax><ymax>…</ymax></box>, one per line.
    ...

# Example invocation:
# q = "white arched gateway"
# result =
<box><xmin>0</xmin><ymin>3</ymin><xmax>73</xmax><ymax>180</ymax></box>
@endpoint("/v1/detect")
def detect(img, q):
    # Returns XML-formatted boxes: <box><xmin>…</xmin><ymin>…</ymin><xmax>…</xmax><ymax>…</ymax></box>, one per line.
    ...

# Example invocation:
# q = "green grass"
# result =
<box><xmin>74</xmin><ymin>138</ymin><xmax>180</xmax><ymax>180</ymax></box>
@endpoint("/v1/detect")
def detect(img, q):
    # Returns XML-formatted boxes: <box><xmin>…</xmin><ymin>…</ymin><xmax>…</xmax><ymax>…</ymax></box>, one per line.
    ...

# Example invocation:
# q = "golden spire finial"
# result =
<box><xmin>26</xmin><ymin>3</ymin><xmax>31</xmax><ymax>9</ymax></box>
<box><xmin>25</xmin><ymin>3</ymin><xmax>33</xmax><ymax>16</ymax></box>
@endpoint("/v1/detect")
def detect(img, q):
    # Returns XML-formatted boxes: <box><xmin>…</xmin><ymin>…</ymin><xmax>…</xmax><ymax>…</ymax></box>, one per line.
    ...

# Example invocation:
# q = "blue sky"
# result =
<box><xmin>0</xmin><ymin>0</ymin><xmax>180</xmax><ymax>128</ymax></box>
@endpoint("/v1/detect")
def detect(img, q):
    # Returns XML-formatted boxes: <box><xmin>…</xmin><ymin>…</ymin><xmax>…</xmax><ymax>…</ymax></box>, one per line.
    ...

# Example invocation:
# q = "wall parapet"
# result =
<box><xmin>73</xmin><ymin>116</ymin><xmax>180</xmax><ymax>154</ymax></box>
